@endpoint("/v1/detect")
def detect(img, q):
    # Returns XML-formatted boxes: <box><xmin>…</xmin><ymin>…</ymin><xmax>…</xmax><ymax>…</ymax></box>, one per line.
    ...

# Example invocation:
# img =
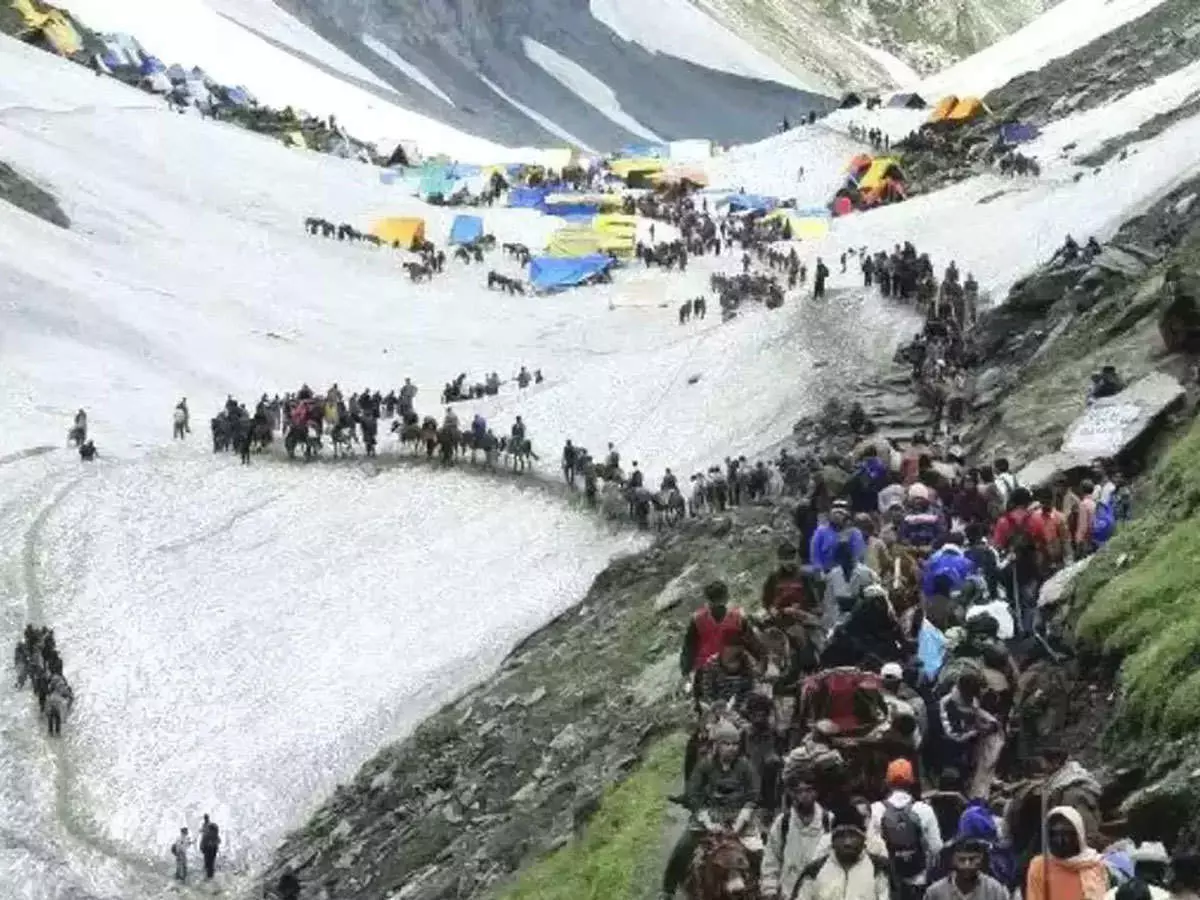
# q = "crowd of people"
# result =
<box><xmin>12</xmin><ymin>625</ymin><xmax>74</xmax><ymax>737</ymax></box>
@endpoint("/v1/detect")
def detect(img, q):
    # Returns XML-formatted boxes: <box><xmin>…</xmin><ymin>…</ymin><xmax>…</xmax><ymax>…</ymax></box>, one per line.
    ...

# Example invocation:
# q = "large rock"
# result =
<box><xmin>1038</xmin><ymin>556</ymin><xmax>1095</xmax><ymax>608</ymax></box>
<box><xmin>1060</xmin><ymin>373</ymin><xmax>1185</xmax><ymax>460</ymax></box>
<box><xmin>1093</xmin><ymin>246</ymin><xmax>1149</xmax><ymax>278</ymax></box>
<box><xmin>1016</xmin><ymin>451</ymin><xmax>1094</xmax><ymax>490</ymax></box>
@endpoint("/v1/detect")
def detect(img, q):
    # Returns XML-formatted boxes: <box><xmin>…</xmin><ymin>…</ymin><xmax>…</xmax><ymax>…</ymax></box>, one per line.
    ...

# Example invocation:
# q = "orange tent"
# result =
<box><xmin>947</xmin><ymin>96</ymin><xmax>988</xmax><ymax>123</ymax></box>
<box><xmin>927</xmin><ymin>95</ymin><xmax>959</xmax><ymax>124</ymax></box>
<box><xmin>847</xmin><ymin>153</ymin><xmax>873</xmax><ymax>173</ymax></box>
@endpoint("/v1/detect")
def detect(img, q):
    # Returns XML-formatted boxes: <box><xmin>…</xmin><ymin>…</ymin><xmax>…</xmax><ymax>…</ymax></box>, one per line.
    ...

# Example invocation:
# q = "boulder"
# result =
<box><xmin>1038</xmin><ymin>556</ymin><xmax>1095</xmax><ymax>608</ymax></box>
<box><xmin>1016</xmin><ymin>451</ymin><xmax>1092</xmax><ymax>490</ymax></box>
<box><xmin>1093</xmin><ymin>246</ymin><xmax>1148</xmax><ymax>278</ymax></box>
<box><xmin>1060</xmin><ymin>372</ymin><xmax>1185</xmax><ymax>460</ymax></box>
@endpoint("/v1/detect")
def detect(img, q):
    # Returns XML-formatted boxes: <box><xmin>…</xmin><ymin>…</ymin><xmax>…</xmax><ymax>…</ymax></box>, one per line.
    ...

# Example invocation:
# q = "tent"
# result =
<box><xmin>947</xmin><ymin>96</ymin><xmax>988</xmax><ymax>123</ymax></box>
<box><xmin>166</xmin><ymin>63</ymin><xmax>189</xmax><ymax>83</ymax></box>
<box><xmin>839</xmin><ymin>92</ymin><xmax>863</xmax><ymax>109</ymax></box>
<box><xmin>418</xmin><ymin>163</ymin><xmax>458</xmax><ymax>199</ymax></box>
<box><xmin>140</xmin><ymin>72</ymin><xmax>172</xmax><ymax>94</ymax></box>
<box><xmin>546</xmin><ymin>192</ymin><xmax>624</xmax><ymax>212</ymax></box>
<box><xmin>449</xmin><ymin>214</ymin><xmax>484</xmax><ymax>245</ymax></box>
<box><xmin>999</xmin><ymin>122</ymin><xmax>1041</xmax><ymax>145</ymax></box>
<box><xmin>23</xmin><ymin>9</ymin><xmax>82</xmax><ymax>56</ymax></box>
<box><xmin>385</xmin><ymin>143</ymin><xmax>413</xmax><ymax>168</ymax></box>
<box><xmin>649</xmin><ymin>165</ymin><xmax>709</xmax><ymax>187</ymax></box>
<box><xmin>140</xmin><ymin>55</ymin><xmax>166</xmax><ymax>75</ymax></box>
<box><xmin>928</xmin><ymin>95</ymin><xmax>959</xmax><ymax>124</ymax></box>
<box><xmin>609</xmin><ymin>158</ymin><xmax>664</xmax><ymax>182</ymax></box>
<box><xmin>832</xmin><ymin>196</ymin><xmax>854</xmax><ymax>217</ymax></box>
<box><xmin>544</xmin><ymin>200</ymin><xmax>601</xmax><ymax>219</ymax></box>
<box><xmin>619</xmin><ymin>143</ymin><xmax>667</xmax><ymax>159</ymax></box>
<box><xmin>371</xmin><ymin>217</ymin><xmax>426</xmax><ymax>249</ymax></box>
<box><xmin>508</xmin><ymin>186</ymin><xmax>549</xmax><ymax>209</ymax></box>
<box><xmin>282</xmin><ymin>131</ymin><xmax>308</xmax><ymax>149</ymax></box>
<box><xmin>725</xmin><ymin>193</ymin><xmax>777</xmax><ymax>213</ymax></box>
<box><xmin>857</xmin><ymin>157</ymin><xmax>904</xmax><ymax>192</ymax></box>
<box><xmin>529</xmin><ymin>255</ymin><xmax>612</xmax><ymax>292</ymax></box>
<box><xmin>765</xmin><ymin>208</ymin><xmax>830</xmax><ymax>240</ymax></box>
<box><xmin>546</xmin><ymin>226</ymin><xmax>605</xmax><ymax>258</ymax></box>
<box><xmin>888</xmin><ymin>92</ymin><xmax>927</xmax><ymax>109</ymax></box>
<box><xmin>592</xmin><ymin>214</ymin><xmax>637</xmax><ymax>257</ymax></box>
<box><xmin>223</xmin><ymin>86</ymin><xmax>252</xmax><ymax>108</ymax></box>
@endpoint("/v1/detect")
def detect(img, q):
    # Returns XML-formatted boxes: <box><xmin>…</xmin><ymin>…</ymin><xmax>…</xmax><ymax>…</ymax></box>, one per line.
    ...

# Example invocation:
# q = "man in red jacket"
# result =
<box><xmin>680</xmin><ymin>581</ymin><xmax>756</xmax><ymax>678</ymax></box>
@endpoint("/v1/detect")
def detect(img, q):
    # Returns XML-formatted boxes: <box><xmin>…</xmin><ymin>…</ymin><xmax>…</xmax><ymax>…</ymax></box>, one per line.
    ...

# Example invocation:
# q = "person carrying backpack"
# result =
<box><xmin>171</xmin><ymin>826</ymin><xmax>192</xmax><ymax>882</ymax></box>
<box><xmin>871</xmin><ymin>759</ymin><xmax>942</xmax><ymax>900</ymax></box>
<box><xmin>991</xmin><ymin>488</ymin><xmax>1042</xmax><ymax>633</ymax></box>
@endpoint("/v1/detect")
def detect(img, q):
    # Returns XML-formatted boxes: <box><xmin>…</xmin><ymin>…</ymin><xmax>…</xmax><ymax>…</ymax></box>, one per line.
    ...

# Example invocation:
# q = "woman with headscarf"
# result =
<box><xmin>1026</xmin><ymin>806</ymin><xmax>1111</xmax><ymax>900</ymax></box>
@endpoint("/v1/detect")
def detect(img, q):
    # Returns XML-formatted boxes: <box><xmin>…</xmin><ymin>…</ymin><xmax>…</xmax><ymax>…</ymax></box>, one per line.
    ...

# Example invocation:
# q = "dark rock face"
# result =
<box><xmin>263</xmin><ymin>507</ymin><xmax>790</xmax><ymax>900</ymax></box>
<box><xmin>253</xmin><ymin>0</ymin><xmax>834</xmax><ymax>151</ymax></box>
<box><xmin>0</xmin><ymin>160</ymin><xmax>69</xmax><ymax>228</ymax></box>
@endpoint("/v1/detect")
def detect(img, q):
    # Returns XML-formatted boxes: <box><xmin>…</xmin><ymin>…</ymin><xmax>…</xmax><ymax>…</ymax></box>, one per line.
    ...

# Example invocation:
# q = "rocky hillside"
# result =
<box><xmin>700</xmin><ymin>0</ymin><xmax>1051</xmax><ymax>78</ymax></box>
<box><xmin>255</xmin><ymin>0</ymin><xmax>1052</xmax><ymax>151</ymax></box>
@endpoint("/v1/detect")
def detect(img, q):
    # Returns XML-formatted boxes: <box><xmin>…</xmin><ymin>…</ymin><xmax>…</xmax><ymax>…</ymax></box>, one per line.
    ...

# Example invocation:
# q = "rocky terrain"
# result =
<box><xmin>0</xmin><ymin>159</ymin><xmax>70</xmax><ymax>228</ymax></box>
<box><xmin>896</xmin><ymin>0</ymin><xmax>1200</xmax><ymax>197</ymax></box>
<box><xmin>261</xmin><ymin>121</ymin><xmax>1200</xmax><ymax>900</ymax></box>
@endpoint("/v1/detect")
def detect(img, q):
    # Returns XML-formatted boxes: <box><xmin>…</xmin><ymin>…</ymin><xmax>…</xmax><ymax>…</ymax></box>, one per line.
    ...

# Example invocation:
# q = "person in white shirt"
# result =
<box><xmin>870</xmin><ymin>759</ymin><xmax>943</xmax><ymax>900</ymax></box>
<box><xmin>762</xmin><ymin>771</ymin><xmax>832</xmax><ymax>900</ymax></box>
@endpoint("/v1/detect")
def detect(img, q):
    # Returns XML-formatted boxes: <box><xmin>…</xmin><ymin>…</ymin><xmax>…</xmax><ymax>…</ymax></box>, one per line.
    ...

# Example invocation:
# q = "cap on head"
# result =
<box><xmin>886</xmin><ymin>758</ymin><xmax>915</xmax><ymax>787</ymax></box>
<box><xmin>880</xmin><ymin>662</ymin><xmax>904</xmax><ymax>681</ymax></box>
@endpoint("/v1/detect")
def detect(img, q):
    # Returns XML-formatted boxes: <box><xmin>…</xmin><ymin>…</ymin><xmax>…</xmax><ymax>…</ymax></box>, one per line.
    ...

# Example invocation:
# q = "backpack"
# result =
<box><xmin>1092</xmin><ymin>501</ymin><xmax>1116</xmax><ymax>546</ymax></box>
<box><xmin>1006</xmin><ymin>512</ymin><xmax>1041</xmax><ymax>571</ymax></box>
<box><xmin>880</xmin><ymin>804</ymin><xmax>927</xmax><ymax>878</ymax></box>
<box><xmin>803</xmin><ymin>668</ymin><xmax>882</xmax><ymax>731</ymax></box>
<box><xmin>778</xmin><ymin>806</ymin><xmax>834</xmax><ymax>851</ymax></box>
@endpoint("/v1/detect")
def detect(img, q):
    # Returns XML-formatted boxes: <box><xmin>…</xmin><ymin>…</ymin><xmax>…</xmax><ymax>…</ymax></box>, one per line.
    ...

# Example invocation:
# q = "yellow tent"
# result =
<box><xmin>593</xmin><ymin>213</ymin><xmax>637</xmax><ymax>257</ymax></box>
<box><xmin>283</xmin><ymin>131</ymin><xmax>308</xmax><ymax>149</ymax></box>
<box><xmin>763</xmin><ymin>208</ymin><xmax>830</xmax><ymax>240</ymax></box>
<box><xmin>610</xmin><ymin>158</ymin><xmax>664</xmax><ymax>180</ymax></box>
<box><xmin>371</xmin><ymin>217</ymin><xmax>426</xmax><ymax>249</ymax></box>
<box><xmin>927</xmin><ymin>95</ymin><xmax>959</xmax><ymax>123</ymax></box>
<box><xmin>648</xmin><ymin>165</ymin><xmax>709</xmax><ymax>187</ymax></box>
<box><xmin>11</xmin><ymin>0</ymin><xmax>82</xmax><ymax>55</ymax></box>
<box><xmin>546</xmin><ymin>225</ymin><xmax>604</xmax><ymax>258</ymax></box>
<box><xmin>541</xmin><ymin>147</ymin><xmax>577</xmax><ymax>171</ymax></box>
<box><xmin>947</xmin><ymin>96</ymin><xmax>989</xmax><ymax>123</ymax></box>
<box><xmin>858</xmin><ymin>157</ymin><xmax>903</xmax><ymax>192</ymax></box>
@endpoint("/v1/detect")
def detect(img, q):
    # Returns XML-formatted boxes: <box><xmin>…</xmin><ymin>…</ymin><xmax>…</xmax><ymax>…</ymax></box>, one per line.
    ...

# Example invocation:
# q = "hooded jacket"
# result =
<box><xmin>921</xmin><ymin>545</ymin><xmax>977</xmax><ymax>597</ymax></box>
<box><xmin>794</xmin><ymin>848</ymin><xmax>890</xmax><ymax>900</ymax></box>
<box><xmin>810</xmin><ymin>525</ymin><xmax>866</xmax><ymax>572</ymax></box>
<box><xmin>1026</xmin><ymin>806</ymin><xmax>1110</xmax><ymax>900</ymax></box>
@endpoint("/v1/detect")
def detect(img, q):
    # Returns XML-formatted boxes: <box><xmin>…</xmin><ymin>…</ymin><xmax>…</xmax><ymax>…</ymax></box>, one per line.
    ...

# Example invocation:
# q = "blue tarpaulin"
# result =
<box><xmin>619</xmin><ymin>143</ymin><xmax>667</xmax><ymax>159</ymax></box>
<box><xmin>999</xmin><ymin>122</ymin><xmax>1040</xmax><ymax>145</ymax></box>
<box><xmin>529</xmin><ymin>255</ymin><xmax>612</xmax><ymax>292</ymax></box>
<box><xmin>449</xmin><ymin>214</ymin><xmax>484</xmax><ymax>245</ymax></box>
<box><xmin>508</xmin><ymin>187</ymin><xmax>549</xmax><ymax>209</ymax></box>
<box><xmin>140</xmin><ymin>56</ymin><xmax>165</xmax><ymax>75</ymax></box>
<box><xmin>544</xmin><ymin>201</ymin><xmax>600</xmax><ymax>218</ymax></box>
<box><xmin>725</xmin><ymin>193</ymin><xmax>778</xmax><ymax>213</ymax></box>
<box><xmin>224</xmin><ymin>86</ymin><xmax>251</xmax><ymax>107</ymax></box>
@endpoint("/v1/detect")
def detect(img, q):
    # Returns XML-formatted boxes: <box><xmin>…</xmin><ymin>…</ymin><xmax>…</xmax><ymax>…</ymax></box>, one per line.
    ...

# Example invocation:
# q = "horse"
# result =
<box><xmin>249</xmin><ymin>419</ymin><xmax>273</xmax><ymax>452</ymax></box>
<box><xmin>652</xmin><ymin>488</ymin><xmax>686</xmax><ymax>528</ymax></box>
<box><xmin>330</xmin><ymin>421</ymin><xmax>356</xmax><ymax>459</ymax></box>
<box><xmin>391</xmin><ymin>419</ymin><xmax>422</xmax><ymax>453</ymax></box>
<box><xmin>504</xmin><ymin>437</ymin><xmax>537</xmax><ymax>471</ymax></box>
<box><xmin>438</xmin><ymin>425</ymin><xmax>458</xmax><ymax>465</ymax></box>
<box><xmin>685</xmin><ymin>832</ymin><xmax>758</xmax><ymax>900</ymax></box>
<box><xmin>403</xmin><ymin>262</ymin><xmax>433</xmax><ymax>283</ymax></box>
<box><xmin>67</xmin><ymin>424</ymin><xmax>86</xmax><ymax>448</ymax></box>
<box><xmin>454</xmin><ymin>246</ymin><xmax>473</xmax><ymax>264</ymax></box>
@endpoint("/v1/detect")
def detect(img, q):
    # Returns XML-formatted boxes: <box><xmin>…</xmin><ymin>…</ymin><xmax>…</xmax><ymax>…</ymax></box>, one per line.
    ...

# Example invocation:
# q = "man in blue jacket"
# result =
<box><xmin>921</xmin><ymin>534</ymin><xmax>978</xmax><ymax>598</ymax></box>
<box><xmin>809</xmin><ymin>501</ymin><xmax>866</xmax><ymax>571</ymax></box>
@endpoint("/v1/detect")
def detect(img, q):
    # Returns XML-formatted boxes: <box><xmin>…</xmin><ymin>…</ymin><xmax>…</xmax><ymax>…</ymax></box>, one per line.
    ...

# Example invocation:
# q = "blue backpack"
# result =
<box><xmin>1092</xmin><ymin>501</ymin><xmax>1116</xmax><ymax>545</ymax></box>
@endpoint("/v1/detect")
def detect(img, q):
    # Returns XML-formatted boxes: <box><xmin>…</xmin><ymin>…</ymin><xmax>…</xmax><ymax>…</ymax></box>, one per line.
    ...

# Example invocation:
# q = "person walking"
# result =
<box><xmin>171</xmin><ymin>826</ymin><xmax>192</xmax><ymax>882</ymax></box>
<box><xmin>200</xmin><ymin>813</ymin><xmax>221</xmax><ymax>879</ymax></box>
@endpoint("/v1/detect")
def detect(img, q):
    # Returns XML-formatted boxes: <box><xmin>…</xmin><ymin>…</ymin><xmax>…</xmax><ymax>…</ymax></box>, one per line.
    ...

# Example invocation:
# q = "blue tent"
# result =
<box><xmin>508</xmin><ymin>187</ymin><xmax>548</xmax><ymax>210</ymax></box>
<box><xmin>140</xmin><ymin>55</ymin><xmax>165</xmax><ymax>75</ymax></box>
<box><xmin>544</xmin><ymin>201</ymin><xmax>600</xmax><ymax>218</ymax></box>
<box><xmin>449</xmin><ymin>214</ymin><xmax>484</xmax><ymax>245</ymax></box>
<box><xmin>529</xmin><ymin>255</ymin><xmax>612</xmax><ymax>292</ymax></box>
<box><xmin>619</xmin><ymin>143</ymin><xmax>667</xmax><ymax>159</ymax></box>
<box><xmin>726</xmin><ymin>193</ymin><xmax>778</xmax><ymax>213</ymax></box>
<box><xmin>999</xmin><ymin>123</ymin><xmax>1040</xmax><ymax>145</ymax></box>
<box><xmin>224</xmin><ymin>86</ymin><xmax>251</xmax><ymax>107</ymax></box>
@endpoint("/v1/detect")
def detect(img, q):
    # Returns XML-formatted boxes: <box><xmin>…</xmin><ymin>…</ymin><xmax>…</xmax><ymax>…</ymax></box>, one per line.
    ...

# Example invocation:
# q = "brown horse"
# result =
<box><xmin>686</xmin><ymin>832</ymin><xmax>757</xmax><ymax>900</ymax></box>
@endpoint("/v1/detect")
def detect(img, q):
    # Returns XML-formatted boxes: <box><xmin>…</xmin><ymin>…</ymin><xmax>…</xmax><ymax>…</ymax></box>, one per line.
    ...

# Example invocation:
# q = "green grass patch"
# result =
<box><xmin>1075</xmin><ymin>415</ymin><xmax>1200</xmax><ymax>737</ymax></box>
<box><xmin>499</xmin><ymin>733</ymin><xmax>684</xmax><ymax>900</ymax></box>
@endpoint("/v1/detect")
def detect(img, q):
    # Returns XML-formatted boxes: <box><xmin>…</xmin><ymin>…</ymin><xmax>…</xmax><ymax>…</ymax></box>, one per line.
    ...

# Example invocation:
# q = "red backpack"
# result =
<box><xmin>772</xmin><ymin>577</ymin><xmax>808</xmax><ymax>612</ymax></box>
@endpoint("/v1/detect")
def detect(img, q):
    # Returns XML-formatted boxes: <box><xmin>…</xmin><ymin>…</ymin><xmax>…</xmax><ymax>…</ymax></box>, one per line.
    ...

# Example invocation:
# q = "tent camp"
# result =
<box><xmin>928</xmin><ymin>95</ymin><xmax>959</xmax><ymax>124</ymax></box>
<box><xmin>888</xmin><ymin>92</ymin><xmax>927</xmax><ymax>109</ymax></box>
<box><xmin>610</xmin><ymin>158</ymin><xmax>663</xmax><ymax>187</ymax></box>
<box><xmin>371</xmin><ymin>217</ymin><xmax>426</xmax><ymax>249</ymax></box>
<box><xmin>529</xmin><ymin>255</ymin><xmax>612</xmax><ymax>292</ymax></box>
<box><xmin>140</xmin><ymin>55</ymin><xmax>166</xmax><ymax>75</ymax></box>
<box><xmin>947</xmin><ymin>96</ymin><xmax>989</xmax><ymax>124</ymax></box>
<box><xmin>857</xmin><ymin>157</ymin><xmax>903</xmax><ymax>192</ymax></box>
<box><xmin>449</xmin><ymin>214</ymin><xmax>484</xmax><ymax>246</ymax></box>
<box><xmin>999</xmin><ymin>122</ymin><xmax>1041</xmax><ymax>145</ymax></box>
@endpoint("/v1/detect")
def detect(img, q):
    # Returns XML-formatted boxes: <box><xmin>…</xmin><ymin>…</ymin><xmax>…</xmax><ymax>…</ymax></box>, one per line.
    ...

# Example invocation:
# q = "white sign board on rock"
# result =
<box><xmin>1060</xmin><ymin>372</ymin><xmax>1185</xmax><ymax>460</ymax></box>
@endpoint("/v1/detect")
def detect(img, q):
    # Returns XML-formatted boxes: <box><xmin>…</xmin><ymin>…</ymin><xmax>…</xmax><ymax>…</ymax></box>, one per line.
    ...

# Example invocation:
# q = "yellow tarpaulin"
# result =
<box><xmin>592</xmin><ymin>213</ymin><xmax>637</xmax><ymax>257</ymax></box>
<box><xmin>610</xmin><ymin>158</ymin><xmax>664</xmax><ymax>179</ymax></box>
<box><xmin>947</xmin><ymin>96</ymin><xmax>988</xmax><ymax>122</ymax></box>
<box><xmin>792</xmin><ymin>217</ymin><xmax>830</xmax><ymax>239</ymax></box>
<box><xmin>371</xmin><ymin>217</ymin><xmax>426</xmax><ymax>249</ymax></box>
<box><xmin>858</xmin><ymin>157</ymin><xmax>902</xmax><ymax>191</ymax></box>
<box><xmin>546</xmin><ymin>223</ymin><xmax>633</xmax><ymax>258</ymax></box>
<box><xmin>12</xmin><ymin>1</ymin><xmax>81</xmax><ymax>55</ymax></box>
